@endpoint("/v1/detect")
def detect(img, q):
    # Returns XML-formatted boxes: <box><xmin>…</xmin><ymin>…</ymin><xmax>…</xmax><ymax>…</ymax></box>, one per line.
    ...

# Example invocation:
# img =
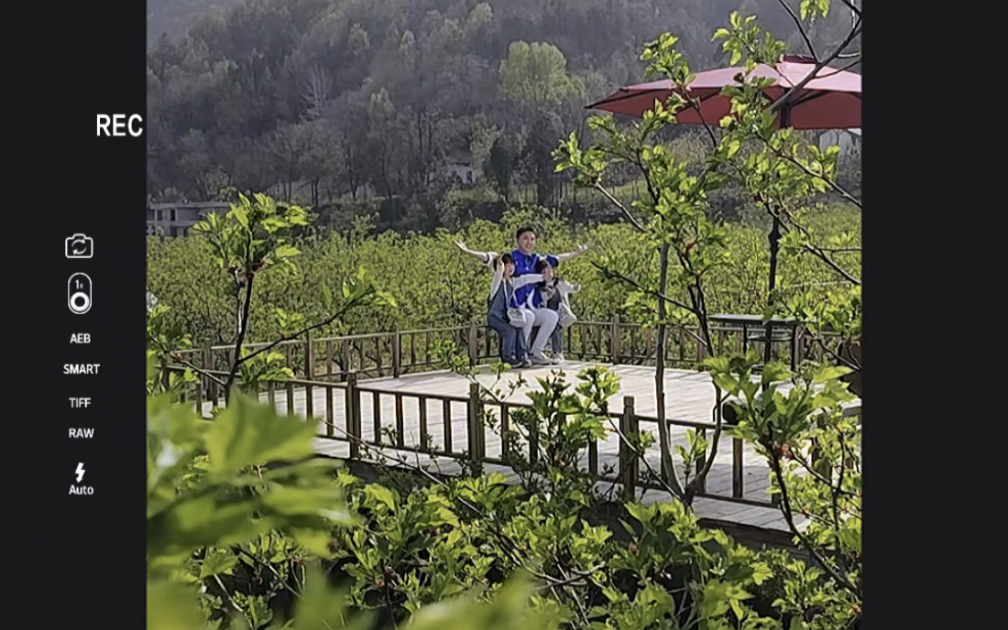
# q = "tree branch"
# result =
<box><xmin>767</xmin><ymin>448</ymin><xmax>860</xmax><ymax>598</ymax></box>
<box><xmin>784</xmin><ymin>151</ymin><xmax>862</xmax><ymax>209</ymax></box>
<box><xmin>593</xmin><ymin>181</ymin><xmax>647</xmax><ymax>232</ymax></box>
<box><xmin>799</xmin><ymin>244</ymin><xmax>861</xmax><ymax>285</ymax></box>
<box><xmin>759</xmin><ymin>198</ymin><xmax>861</xmax><ymax>285</ymax></box>
<box><xmin>818</xmin><ymin>247</ymin><xmax>861</xmax><ymax>254</ymax></box>
<box><xmin>594</xmin><ymin>263</ymin><xmax>696</xmax><ymax>313</ymax></box>
<box><xmin>237</xmin><ymin>293</ymin><xmax>373</xmax><ymax>367</ymax></box>
<box><xmin>168</xmin><ymin>354</ymin><xmax>227</xmax><ymax>387</ymax></box>
<box><xmin>768</xmin><ymin>18</ymin><xmax>862</xmax><ymax>116</ymax></box>
<box><xmin>687</xmin><ymin>389</ymin><xmax>724</xmax><ymax>499</ymax></box>
<box><xmin>536</xmin><ymin>565</ymin><xmax>605</xmax><ymax>591</ymax></box>
<box><xmin>775</xmin><ymin>0</ymin><xmax>818</xmax><ymax>61</ymax></box>
<box><xmin>810</xmin><ymin>335</ymin><xmax>860</xmax><ymax>371</ymax></box>
<box><xmin>605</xmin><ymin>414</ymin><xmax>684</xmax><ymax>502</ymax></box>
<box><xmin>224</xmin><ymin>273</ymin><xmax>256</xmax><ymax>400</ymax></box>
<box><xmin>837</xmin><ymin>0</ymin><xmax>862</xmax><ymax>18</ymax></box>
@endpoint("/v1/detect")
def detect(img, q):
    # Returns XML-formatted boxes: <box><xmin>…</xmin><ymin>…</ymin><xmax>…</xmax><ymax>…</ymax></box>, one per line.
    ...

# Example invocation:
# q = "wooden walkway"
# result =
<box><xmin>199</xmin><ymin>361</ymin><xmax>834</xmax><ymax>533</ymax></box>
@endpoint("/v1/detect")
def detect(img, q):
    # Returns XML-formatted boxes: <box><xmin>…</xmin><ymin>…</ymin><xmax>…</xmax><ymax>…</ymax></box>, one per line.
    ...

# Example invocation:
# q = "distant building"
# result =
<box><xmin>443</xmin><ymin>149</ymin><xmax>478</xmax><ymax>185</ymax></box>
<box><xmin>147</xmin><ymin>202</ymin><xmax>230</xmax><ymax>236</ymax></box>
<box><xmin>818</xmin><ymin>128</ymin><xmax>861</xmax><ymax>161</ymax></box>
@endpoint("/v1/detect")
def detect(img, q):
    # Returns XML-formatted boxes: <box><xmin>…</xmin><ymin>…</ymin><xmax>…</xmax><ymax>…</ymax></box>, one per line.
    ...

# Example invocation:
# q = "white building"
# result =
<box><xmin>147</xmin><ymin>202</ymin><xmax>230</xmax><ymax>236</ymax></box>
<box><xmin>818</xmin><ymin>128</ymin><xmax>861</xmax><ymax>161</ymax></box>
<box><xmin>443</xmin><ymin>149</ymin><xmax>478</xmax><ymax>185</ymax></box>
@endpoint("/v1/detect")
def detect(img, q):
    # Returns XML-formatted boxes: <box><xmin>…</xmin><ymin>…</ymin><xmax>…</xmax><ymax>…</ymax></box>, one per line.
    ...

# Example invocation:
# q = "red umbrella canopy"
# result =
<box><xmin>588</xmin><ymin>54</ymin><xmax>860</xmax><ymax>129</ymax></box>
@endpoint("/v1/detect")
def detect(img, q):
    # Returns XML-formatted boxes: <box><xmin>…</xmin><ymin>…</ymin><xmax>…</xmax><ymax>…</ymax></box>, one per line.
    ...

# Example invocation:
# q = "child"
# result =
<box><xmin>531</xmin><ymin>258</ymin><xmax>580</xmax><ymax>363</ymax></box>
<box><xmin>454</xmin><ymin>241</ymin><xmax>543</xmax><ymax>367</ymax></box>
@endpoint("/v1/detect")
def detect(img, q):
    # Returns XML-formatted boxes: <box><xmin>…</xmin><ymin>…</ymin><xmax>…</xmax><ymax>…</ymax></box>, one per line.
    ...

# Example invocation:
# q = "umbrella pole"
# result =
<box><xmin>763</xmin><ymin>216</ymin><xmax>781</xmax><ymax>366</ymax></box>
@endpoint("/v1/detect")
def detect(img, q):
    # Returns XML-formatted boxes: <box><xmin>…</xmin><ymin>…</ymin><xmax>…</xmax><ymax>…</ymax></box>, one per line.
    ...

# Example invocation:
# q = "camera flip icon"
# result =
<box><xmin>65</xmin><ymin>233</ymin><xmax>93</xmax><ymax>259</ymax></box>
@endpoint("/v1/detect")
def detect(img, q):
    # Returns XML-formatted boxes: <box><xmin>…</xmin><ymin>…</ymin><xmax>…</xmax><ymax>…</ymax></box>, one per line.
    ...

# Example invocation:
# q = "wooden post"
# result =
<box><xmin>467</xmin><ymin>383</ymin><xmax>484</xmax><ymax>473</ymax></box>
<box><xmin>619</xmin><ymin>396</ymin><xmax>639</xmax><ymax>500</ymax></box>
<box><xmin>795</xmin><ymin>326</ymin><xmax>805</xmax><ymax>366</ymax></box>
<box><xmin>202</xmin><ymin>347</ymin><xmax>212</xmax><ymax>400</ymax></box>
<box><xmin>305</xmin><ymin>331</ymin><xmax>314</xmax><ymax>379</ymax></box>
<box><xmin>392</xmin><ymin>327</ymin><xmax>401</xmax><ymax>378</ymax></box>
<box><xmin>611</xmin><ymin>315</ymin><xmax>622</xmax><ymax>364</ymax></box>
<box><xmin>696</xmin><ymin>428</ymin><xmax>707</xmax><ymax>494</ymax></box>
<box><xmin>325</xmin><ymin>340</ymin><xmax>334</xmax><ymax>379</ymax></box>
<box><xmin>790</xmin><ymin>325</ymin><xmax>799</xmax><ymax>370</ymax></box>
<box><xmin>346</xmin><ymin>372</ymin><xmax>360</xmax><ymax>459</ymax></box>
<box><xmin>209</xmin><ymin>375</ymin><xmax>220</xmax><ymax>410</ymax></box>
<box><xmin>195</xmin><ymin>371</ymin><xmax>204</xmax><ymax>413</ymax></box>
<box><xmin>325</xmin><ymin>386</ymin><xmax>334</xmax><ymax>437</ymax></box>
<box><xmin>341</xmin><ymin>339</ymin><xmax>350</xmax><ymax>383</ymax></box>
<box><xmin>732</xmin><ymin>437</ymin><xmax>744</xmax><ymax>498</ymax></box>
<box><xmin>468</xmin><ymin>320</ymin><xmax>478</xmax><ymax>366</ymax></box>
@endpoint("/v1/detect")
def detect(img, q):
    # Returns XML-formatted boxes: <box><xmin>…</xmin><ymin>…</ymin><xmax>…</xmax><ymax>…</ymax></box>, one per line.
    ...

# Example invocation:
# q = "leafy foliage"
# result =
<box><xmin>149</xmin><ymin>205</ymin><xmax>859</xmax><ymax>352</ymax></box>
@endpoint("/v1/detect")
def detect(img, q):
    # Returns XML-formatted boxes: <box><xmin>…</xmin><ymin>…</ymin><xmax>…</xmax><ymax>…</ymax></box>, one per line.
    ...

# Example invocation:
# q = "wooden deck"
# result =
<box><xmin>200</xmin><ymin>361</ymin><xmax>825</xmax><ymax>533</ymax></box>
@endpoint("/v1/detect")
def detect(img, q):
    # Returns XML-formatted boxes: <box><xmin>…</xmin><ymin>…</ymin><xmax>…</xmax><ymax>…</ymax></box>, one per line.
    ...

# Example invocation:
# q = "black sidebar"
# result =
<box><xmin>40</xmin><ymin>1</ymin><xmax>148</xmax><ymax>624</ymax></box>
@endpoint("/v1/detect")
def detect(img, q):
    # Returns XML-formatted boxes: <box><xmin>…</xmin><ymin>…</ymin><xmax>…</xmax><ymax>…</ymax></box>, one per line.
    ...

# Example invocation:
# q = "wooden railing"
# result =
<box><xmin>172</xmin><ymin>318</ymin><xmax>835</xmax><ymax>383</ymax></box>
<box><xmin>165</xmin><ymin>319</ymin><xmax>853</xmax><ymax>510</ymax></box>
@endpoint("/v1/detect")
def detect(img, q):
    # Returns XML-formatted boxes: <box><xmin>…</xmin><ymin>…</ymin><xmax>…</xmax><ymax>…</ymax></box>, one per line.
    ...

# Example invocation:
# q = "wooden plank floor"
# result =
<box><xmin>205</xmin><ymin>362</ymin><xmax>829</xmax><ymax>533</ymax></box>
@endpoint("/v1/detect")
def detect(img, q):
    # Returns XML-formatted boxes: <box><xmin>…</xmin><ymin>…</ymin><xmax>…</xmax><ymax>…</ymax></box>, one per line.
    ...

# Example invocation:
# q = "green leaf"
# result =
<box><xmin>274</xmin><ymin>245</ymin><xmax>300</xmax><ymax>259</ymax></box>
<box><xmin>147</xmin><ymin>580</ymin><xmax>209</xmax><ymax>630</ymax></box>
<box><xmin>287</xmin><ymin>565</ymin><xmax>373</xmax><ymax>630</ymax></box>
<box><xmin>364</xmin><ymin>484</ymin><xmax>397</xmax><ymax>511</ymax></box>
<box><xmin>761</xmin><ymin>362</ymin><xmax>791</xmax><ymax>386</ymax></box>
<box><xmin>712</xmin><ymin>373</ymin><xmax>740</xmax><ymax>395</ymax></box>
<box><xmin>199</xmin><ymin>548</ymin><xmax>238</xmax><ymax>578</ymax></box>
<box><xmin>625</xmin><ymin>502</ymin><xmax>654</xmax><ymax>525</ymax></box>
<box><xmin>204</xmin><ymin>394</ymin><xmax>318</xmax><ymax>475</ymax></box>
<box><xmin>811</xmin><ymin>364</ymin><xmax>852</xmax><ymax>383</ymax></box>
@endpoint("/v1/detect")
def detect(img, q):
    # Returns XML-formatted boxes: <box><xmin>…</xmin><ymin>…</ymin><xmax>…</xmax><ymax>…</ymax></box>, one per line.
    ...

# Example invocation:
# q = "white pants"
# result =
<box><xmin>517</xmin><ymin>307</ymin><xmax>559</xmax><ymax>356</ymax></box>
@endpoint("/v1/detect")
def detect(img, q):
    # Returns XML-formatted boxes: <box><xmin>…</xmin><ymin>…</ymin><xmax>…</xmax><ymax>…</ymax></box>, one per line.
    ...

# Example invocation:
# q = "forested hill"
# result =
<box><xmin>149</xmin><ymin>0</ymin><xmax>243</xmax><ymax>42</ymax></box>
<box><xmin>147</xmin><ymin>0</ymin><xmax>860</xmax><ymax>229</ymax></box>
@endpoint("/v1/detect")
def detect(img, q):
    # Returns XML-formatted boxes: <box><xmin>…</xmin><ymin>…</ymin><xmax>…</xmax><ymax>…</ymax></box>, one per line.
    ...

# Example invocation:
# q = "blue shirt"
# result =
<box><xmin>511</xmin><ymin>250</ymin><xmax>558</xmax><ymax>308</ymax></box>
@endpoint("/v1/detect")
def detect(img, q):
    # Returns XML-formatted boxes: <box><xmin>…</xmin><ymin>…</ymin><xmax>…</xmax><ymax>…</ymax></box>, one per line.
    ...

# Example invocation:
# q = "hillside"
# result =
<box><xmin>146</xmin><ymin>0</ymin><xmax>861</xmax><ymax>230</ymax></box>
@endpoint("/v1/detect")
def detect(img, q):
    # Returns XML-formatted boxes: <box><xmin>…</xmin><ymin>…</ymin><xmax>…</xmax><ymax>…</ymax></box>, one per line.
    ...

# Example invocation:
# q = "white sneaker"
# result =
<box><xmin>551</xmin><ymin>353</ymin><xmax>564</xmax><ymax>364</ymax></box>
<box><xmin>530</xmin><ymin>352</ymin><xmax>551</xmax><ymax>365</ymax></box>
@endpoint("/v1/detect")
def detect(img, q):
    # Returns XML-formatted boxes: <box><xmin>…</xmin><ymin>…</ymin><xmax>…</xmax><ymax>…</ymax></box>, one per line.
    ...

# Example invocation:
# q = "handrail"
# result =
<box><xmin>162</xmin><ymin>317</ymin><xmax>858</xmax><ymax>510</ymax></box>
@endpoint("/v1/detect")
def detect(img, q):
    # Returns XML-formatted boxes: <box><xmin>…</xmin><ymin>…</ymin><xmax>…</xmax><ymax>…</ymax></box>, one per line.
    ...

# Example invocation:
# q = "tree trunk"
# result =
<box><xmin>655</xmin><ymin>244</ymin><xmax>679</xmax><ymax>497</ymax></box>
<box><xmin>224</xmin><ymin>273</ymin><xmax>255</xmax><ymax>405</ymax></box>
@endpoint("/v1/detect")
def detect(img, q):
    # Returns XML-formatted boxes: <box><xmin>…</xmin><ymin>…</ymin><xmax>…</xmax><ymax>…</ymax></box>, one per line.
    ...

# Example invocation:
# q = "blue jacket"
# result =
<box><xmin>511</xmin><ymin>250</ymin><xmax>558</xmax><ymax>308</ymax></box>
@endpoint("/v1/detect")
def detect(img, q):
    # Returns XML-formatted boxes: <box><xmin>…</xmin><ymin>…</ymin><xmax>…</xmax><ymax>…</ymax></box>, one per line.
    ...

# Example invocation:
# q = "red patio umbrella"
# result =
<box><xmin>587</xmin><ymin>54</ymin><xmax>861</xmax><ymax>364</ymax></box>
<box><xmin>587</xmin><ymin>54</ymin><xmax>861</xmax><ymax>129</ymax></box>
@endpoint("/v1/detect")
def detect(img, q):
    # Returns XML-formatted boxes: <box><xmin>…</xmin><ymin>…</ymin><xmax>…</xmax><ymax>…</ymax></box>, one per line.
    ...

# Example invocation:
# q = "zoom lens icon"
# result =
<box><xmin>68</xmin><ymin>273</ymin><xmax>92</xmax><ymax>315</ymax></box>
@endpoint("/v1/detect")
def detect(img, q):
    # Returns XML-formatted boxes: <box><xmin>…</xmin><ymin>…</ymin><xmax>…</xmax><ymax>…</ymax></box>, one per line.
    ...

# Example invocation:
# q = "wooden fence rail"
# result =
<box><xmin>172</xmin><ymin>319</ymin><xmax>837</xmax><ymax>384</ymax></box>
<box><xmin>165</xmin><ymin>319</ymin><xmax>855</xmax><ymax>509</ymax></box>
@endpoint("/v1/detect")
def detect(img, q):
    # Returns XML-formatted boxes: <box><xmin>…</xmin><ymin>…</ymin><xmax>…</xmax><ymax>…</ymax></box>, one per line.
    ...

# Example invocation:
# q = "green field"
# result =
<box><xmin>147</xmin><ymin>203</ymin><xmax>860</xmax><ymax>348</ymax></box>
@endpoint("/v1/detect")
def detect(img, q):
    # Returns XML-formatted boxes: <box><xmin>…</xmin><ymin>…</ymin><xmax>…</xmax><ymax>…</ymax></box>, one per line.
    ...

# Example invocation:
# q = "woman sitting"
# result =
<box><xmin>528</xmin><ymin>258</ymin><xmax>580</xmax><ymax>363</ymax></box>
